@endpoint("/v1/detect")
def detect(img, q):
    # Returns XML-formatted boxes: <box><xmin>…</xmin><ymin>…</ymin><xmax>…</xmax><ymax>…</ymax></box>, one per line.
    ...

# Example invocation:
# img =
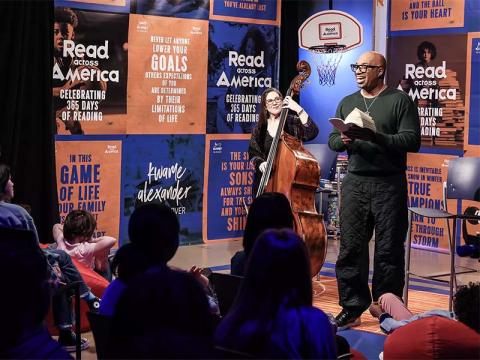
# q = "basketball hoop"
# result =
<box><xmin>298</xmin><ymin>10</ymin><xmax>364</xmax><ymax>86</ymax></box>
<box><xmin>308</xmin><ymin>44</ymin><xmax>346</xmax><ymax>86</ymax></box>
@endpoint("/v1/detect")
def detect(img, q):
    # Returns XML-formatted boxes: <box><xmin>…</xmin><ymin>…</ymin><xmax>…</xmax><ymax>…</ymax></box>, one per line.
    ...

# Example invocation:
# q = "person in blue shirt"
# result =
<box><xmin>0</xmin><ymin>163</ymin><xmax>99</xmax><ymax>351</ymax></box>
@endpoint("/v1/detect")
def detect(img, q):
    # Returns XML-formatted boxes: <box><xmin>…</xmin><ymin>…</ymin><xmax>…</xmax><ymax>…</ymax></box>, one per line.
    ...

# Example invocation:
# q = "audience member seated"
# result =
<box><xmin>0</xmin><ymin>228</ymin><xmax>71</xmax><ymax>359</ymax></box>
<box><xmin>369</xmin><ymin>282</ymin><xmax>480</xmax><ymax>334</ymax></box>
<box><xmin>53</xmin><ymin>209</ymin><xmax>116</xmax><ymax>280</ymax></box>
<box><xmin>99</xmin><ymin>203</ymin><xmax>179</xmax><ymax>316</ymax></box>
<box><xmin>0</xmin><ymin>163</ymin><xmax>100</xmax><ymax>351</ymax></box>
<box><xmin>110</xmin><ymin>266</ymin><xmax>217</xmax><ymax>358</ymax></box>
<box><xmin>100</xmin><ymin>203</ymin><xmax>217</xmax><ymax>317</ymax></box>
<box><xmin>216</xmin><ymin>229</ymin><xmax>337</xmax><ymax>358</ymax></box>
<box><xmin>230</xmin><ymin>192</ymin><xmax>294</xmax><ymax>276</ymax></box>
<box><xmin>382</xmin><ymin>316</ymin><xmax>480</xmax><ymax>359</ymax></box>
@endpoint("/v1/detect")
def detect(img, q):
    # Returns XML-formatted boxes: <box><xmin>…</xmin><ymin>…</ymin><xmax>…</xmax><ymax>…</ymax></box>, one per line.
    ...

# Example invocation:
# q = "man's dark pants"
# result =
<box><xmin>336</xmin><ymin>173</ymin><xmax>409</xmax><ymax>314</ymax></box>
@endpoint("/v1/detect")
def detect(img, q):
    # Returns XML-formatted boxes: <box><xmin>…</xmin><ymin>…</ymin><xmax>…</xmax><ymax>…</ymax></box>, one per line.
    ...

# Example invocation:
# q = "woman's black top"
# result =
<box><xmin>248</xmin><ymin>114</ymin><xmax>319</xmax><ymax>196</ymax></box>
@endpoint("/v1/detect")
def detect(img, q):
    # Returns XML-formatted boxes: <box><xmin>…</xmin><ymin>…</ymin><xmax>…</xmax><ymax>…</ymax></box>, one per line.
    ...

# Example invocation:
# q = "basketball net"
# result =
<box><xmin>308</xmin><ymin>45</ymin><xmax>346</xmax><ymax>87</ymax></box>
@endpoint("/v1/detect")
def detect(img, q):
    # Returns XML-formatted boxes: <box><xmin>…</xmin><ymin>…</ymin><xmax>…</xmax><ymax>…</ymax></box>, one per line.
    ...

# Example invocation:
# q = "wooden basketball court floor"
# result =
<box><xmin>77</xmin><ymin>238</ymin><xmax>479</xmax><ymax>359</ymax></box>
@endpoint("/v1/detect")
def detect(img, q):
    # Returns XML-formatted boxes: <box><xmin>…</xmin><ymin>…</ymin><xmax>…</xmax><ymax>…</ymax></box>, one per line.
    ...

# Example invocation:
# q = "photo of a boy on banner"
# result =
<box><xmin>52</xmin><ymin>7</ymin><xmax>128</xmax><ymax>135</ymax></box>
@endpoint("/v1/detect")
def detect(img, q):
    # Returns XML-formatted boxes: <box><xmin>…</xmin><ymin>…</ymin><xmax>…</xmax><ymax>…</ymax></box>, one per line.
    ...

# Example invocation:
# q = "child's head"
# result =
<box><xmin>454</xmin><ymin>281</ymin><xmax>480</xmax><ymax>333</ymax></box>
<box><xmin>63</xmin><ymin>209</ymin><xmax>96</xmax><ymax>242</ymax></box>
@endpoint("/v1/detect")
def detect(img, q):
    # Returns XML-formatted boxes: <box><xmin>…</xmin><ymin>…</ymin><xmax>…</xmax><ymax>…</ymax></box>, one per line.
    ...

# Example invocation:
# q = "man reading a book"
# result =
<box><xmin>328</xmin><ymin>51</ymin><xmax>420</xmax><ymax>331</ymax></box>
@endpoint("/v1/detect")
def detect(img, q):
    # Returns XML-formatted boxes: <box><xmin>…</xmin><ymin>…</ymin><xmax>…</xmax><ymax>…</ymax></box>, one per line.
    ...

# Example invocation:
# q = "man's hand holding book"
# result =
<box><xmin>329</xmin><ymin>108</ymin><xmax>376</xmax><ymax>141</ymax></box>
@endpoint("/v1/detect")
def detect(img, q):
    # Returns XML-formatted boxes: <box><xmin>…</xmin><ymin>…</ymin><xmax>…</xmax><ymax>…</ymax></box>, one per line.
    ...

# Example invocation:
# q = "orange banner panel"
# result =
<box><xmin>127</xmin><ymin>15</ymin><xmax>208</xmax><ymax>134</ymax></box>
<box><xmin>55</xmin><ymin>140</ymin><xmax>122</xmax><ymax>241</ymax></box>
<box><xmin>390</xmin><ymin>0</ymin><xmax>464</xmax><ymax>31</ymax></box>
<box><xmin>407</xmin><ymin>153</ymin><xmax>458</xmax><ymax>252</ymax></box>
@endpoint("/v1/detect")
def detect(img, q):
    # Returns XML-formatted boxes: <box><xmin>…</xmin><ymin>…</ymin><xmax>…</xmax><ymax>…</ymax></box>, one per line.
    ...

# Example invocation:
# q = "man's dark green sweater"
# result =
<box><xmin>328</xmin><ymin>88</ymin><xmax>421</xmax><ymax>176</ymax></box>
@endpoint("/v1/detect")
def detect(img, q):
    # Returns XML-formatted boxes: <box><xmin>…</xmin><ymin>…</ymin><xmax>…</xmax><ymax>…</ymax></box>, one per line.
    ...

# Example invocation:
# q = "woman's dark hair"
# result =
<box><xmin>128</xmin><ymin>203</ymin><xmax>180</xmax><ymax>264</ymax></box>
<box><xmin>453</xmin><ymin>282</ymin><xmax>480</xmax><ymax>333</ymax></box>
<box><xmin>216</xmin><ymin>229</ymin><xmax>312</xmax><ymax>354</ymax></box>
<box><xmin>417</xmin><ymin>41</ymin><xmax>437</xmax><ymax>62</ymax></box>
<box><xmin>253</xmin><ymin>88</ymin><xmax>283</xmax><ymax>144</ymax></box>
<box><xmin>244</xmin><ymin>228</ymin><xmax>312</xmax><ymax>305</ymax></box>
<box><xmin>242</xmin><ymin>191</ymin><xmax>294</xmax><ymax>255</ymax></box>
<box><xmin>0</xmin><ymin>163</ymin><xmax>11</xmax><ymax>197</ymax></box>
<box><xmin>63</xmin><ymin>209</ymin><xmax>96</xmax><ymax>241</ymax></box>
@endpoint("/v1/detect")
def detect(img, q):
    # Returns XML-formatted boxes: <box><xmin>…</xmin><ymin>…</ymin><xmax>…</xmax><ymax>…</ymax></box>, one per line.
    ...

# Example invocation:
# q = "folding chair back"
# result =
<box><xmin>209</xmin><ymin>272</ymin><xmax>243</xmax><ymax>317</ymax></box>
<box><xmin>87</xmin><ymin>312</ymin><xmax>113</xmax><ymax>359</ymax></box>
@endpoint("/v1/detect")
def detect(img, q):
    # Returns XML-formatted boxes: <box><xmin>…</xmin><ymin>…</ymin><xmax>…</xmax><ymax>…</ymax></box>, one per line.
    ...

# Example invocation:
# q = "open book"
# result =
<box><xmin>329</xmin><ymin>108</ymin><xmax>376</xmax><ymax>133</ymax></box>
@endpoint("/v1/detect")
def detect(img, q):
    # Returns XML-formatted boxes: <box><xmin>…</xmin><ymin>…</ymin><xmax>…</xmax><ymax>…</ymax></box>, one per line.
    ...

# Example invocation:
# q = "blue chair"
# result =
<box><xmin>87</xmin><ymin>312</ymin><xmax>113</xmax><ymax>359</ymax></box>
<box><xmin>404</xmin><ymin>157</ymin><xmax>480</xmax><ymax>310</ymax></box>
<box><xmin>209</xmin><ymin>272</ymin><xmax>243</xmax><ymax>317</ymax></box>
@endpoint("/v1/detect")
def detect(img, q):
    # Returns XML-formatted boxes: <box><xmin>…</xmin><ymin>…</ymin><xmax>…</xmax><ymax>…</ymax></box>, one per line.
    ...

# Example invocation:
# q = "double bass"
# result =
<box><xmin>256</xmin><ymin>61</ymin><xmax>327</xmax><ymax>276</ymax></box>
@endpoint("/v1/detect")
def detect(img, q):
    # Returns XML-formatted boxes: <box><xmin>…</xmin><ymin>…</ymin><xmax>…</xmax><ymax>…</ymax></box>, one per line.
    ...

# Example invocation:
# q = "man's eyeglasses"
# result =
<box><xmin>266</xmin><ymin>97</ymin><xmax>282</xmax><ymax>105</ymax></box>
<box><xmin>350</xmin><ymin>64</ymin><xmax>381</xmax><ymax>73</ymax></box>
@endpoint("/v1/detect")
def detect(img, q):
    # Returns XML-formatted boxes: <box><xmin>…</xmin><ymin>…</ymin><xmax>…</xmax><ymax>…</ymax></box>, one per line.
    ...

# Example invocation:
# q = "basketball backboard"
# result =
<box><xmin>298</xmin><ymin>10</ymin><xmax>363</xmax><ymax>51</ymax></box>
<box><xmin>298</xmin><ymin>10</ymin><xmax>363</xmax><ymax>86</ymax></box>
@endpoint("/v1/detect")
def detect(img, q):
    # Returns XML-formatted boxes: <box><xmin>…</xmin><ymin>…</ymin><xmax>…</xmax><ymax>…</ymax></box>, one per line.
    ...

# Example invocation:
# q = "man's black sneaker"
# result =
<box><xmin>87</xmin><ymin>297</ymin><xmax>101</xmax><ymax>313</ymax></box>
<box><xmin>58</xmin><ymin>331</ymin><xmax>89</xmax><ymax>352</ymax></box>
<box><xmin>335</xmin><ymin>309</ymin><xmax>361</xmax><ymax>331</ymax></box>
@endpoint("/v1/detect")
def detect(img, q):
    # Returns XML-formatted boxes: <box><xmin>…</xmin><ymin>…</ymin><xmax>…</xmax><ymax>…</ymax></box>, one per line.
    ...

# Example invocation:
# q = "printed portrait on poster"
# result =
<box><xmin>127</xmin><ymin>15</ymin><xmax>208</xmax><ymax>134</ymax></box>
<box><xmin>387</xmin><ymin>34</ymin><xmax>467</xmax><ymax>149</ymax></box>
<box><xmin>132</xmin><ymin>0</ymin><xmax>209</xmax><ymax>19</ymax></box>
<box><xmin>210</xmin><ymin>0</ymin><xmax>280</xmax><ymax>26</ymax></box>
<box><xmin>55</xmin><ymin>140</ymin><xmax>122</xmax><ymax>240</ymax></box>
<box><xmin>54</xmin><ymin>0</ymin><xmax>131</xmax><ymax>13</ymax></box>
<box><xmin>53</xmin><ymin>7</ymin><xmax>129</xmax><ymax>134</ymax></box>
<box><xmin>207</xmin><ymin>21</ymin><xmax>279</xmax><ymax>134</ymax></box>
<box><xmin>203</xmin><ymin>135</ymin><xmax>253</xmax><ymax>242</ymax></box>
<box><xmin>121</xmin><ymin>135</ymin><xmax>205</xmax><ymax>245</ymax></box>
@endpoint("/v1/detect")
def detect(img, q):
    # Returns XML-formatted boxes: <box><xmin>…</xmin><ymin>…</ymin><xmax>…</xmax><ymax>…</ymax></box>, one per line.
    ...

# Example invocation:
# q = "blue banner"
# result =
<box><xmin>121</xmin><ymin>135</ymin><xmax>205</xmax><ymax>245</ymax></box>
<box><xmin>207</xmin><ymin>21</ymin><xmax>279</xmax><ymax>134</ymax></box>
<box><xmin>204</xmin><ymin>136</ymin><xmax>253</xmax><ymax>241</ymax></box>
<box><xmin>469</xmin><ymin>37</ymin><xmax>480</xmax><ymax>145</ymax></box>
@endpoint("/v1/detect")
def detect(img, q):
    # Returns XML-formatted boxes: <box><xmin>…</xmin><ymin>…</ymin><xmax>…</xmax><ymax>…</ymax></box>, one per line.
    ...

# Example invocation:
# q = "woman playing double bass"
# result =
<box><xmin>248</xmin><ymin>88</ymin><xmax>319</xmax><ymax>196</ymax></box>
